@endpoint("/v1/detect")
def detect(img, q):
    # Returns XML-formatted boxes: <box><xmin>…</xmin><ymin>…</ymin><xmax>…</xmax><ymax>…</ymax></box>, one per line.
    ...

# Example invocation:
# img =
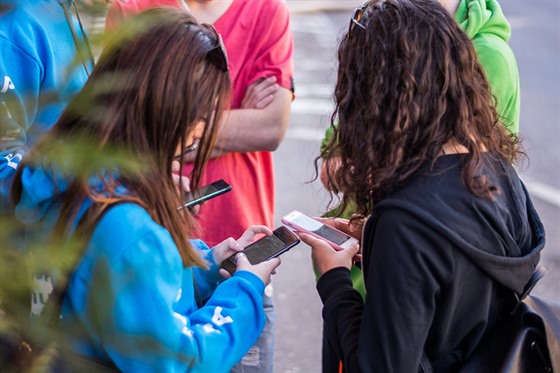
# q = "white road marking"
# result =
<box><xmin>285</xmin><ymin>126</ymin><xmax>325</xmax><ymax>142</ymax></box>
<box><xmin>291</xmin><ymin>98</ymin><xmax>334</xmax><ymax>115</ymax></box>
<box><xmin>522</xmin><ymin>178</ymin><xmax>560</xmax><ymax>208</ymax></box>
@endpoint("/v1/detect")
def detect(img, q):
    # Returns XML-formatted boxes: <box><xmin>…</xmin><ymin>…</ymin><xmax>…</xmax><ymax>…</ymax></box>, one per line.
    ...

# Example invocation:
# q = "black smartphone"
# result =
<box><xmin>220</xmin><ymin>226</ymin><xmax>301</xmax><ymax>275</ymax></box>
<box><xmin>181</xmin><ymin>179</ymin><xmax>232</xmax><ymax>208</ymax></box>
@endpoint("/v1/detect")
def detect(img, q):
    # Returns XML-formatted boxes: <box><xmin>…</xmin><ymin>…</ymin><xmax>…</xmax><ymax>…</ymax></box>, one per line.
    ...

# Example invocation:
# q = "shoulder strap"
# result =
<box><xmin>39</xmin><ymin>202</ymin><xmax>127</xmax><ymax>326</ymax></box>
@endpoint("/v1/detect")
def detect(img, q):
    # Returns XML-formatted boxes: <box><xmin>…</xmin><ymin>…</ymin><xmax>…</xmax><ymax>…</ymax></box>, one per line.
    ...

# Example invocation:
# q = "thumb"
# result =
<box><xmin>171</xmin><ymin>160</ymin><xmax>181</xmax><ymax>173</ymax></box>
<box><xmin>235</xmin><ymin>252</ymin><xmax>252</xmax><ymax>271</ymax></box>
<box><xmin>343</xmin><ymin>243</ymin><xmax>360</xmax><ymax>259</ymax></box>
<box><xmin>260</xmin><ymin>256</ymin><xmax>281</xmax><ymax>273</ymax></box>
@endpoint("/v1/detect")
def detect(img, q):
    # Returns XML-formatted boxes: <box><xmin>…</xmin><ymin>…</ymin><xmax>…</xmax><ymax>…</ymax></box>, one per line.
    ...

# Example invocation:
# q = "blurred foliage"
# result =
<box><xmin>0</xmin><ymin>3</ymin><xmax>176</xmax><ymax>369</ymax></box>
<box><xmin>0</xmin><ymin>135</ymin><xmax>145</xmax><ymax>370</ymax></box>
<box><xmin>0</xmin><ymin>3</ymin><xmax>145</xmax><ymax>360</ymax></box>
<box><xmin>75</xmin><ymin>0</ymin><xmax>112</xmax><ymax>59</ymax></box>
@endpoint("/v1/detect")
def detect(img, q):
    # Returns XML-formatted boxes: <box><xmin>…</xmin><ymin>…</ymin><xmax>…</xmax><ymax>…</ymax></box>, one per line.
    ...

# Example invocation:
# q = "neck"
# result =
<box><xmin>186</xmin><ymin>0</ymin><xmax>234</xmax><ymax>24</ymax></box>
<box><xmin>438</xmin><ymin>0</ymin><xmax>461</xmax><ymax>14</ymax></box>
<box><xmin>441</xmin><ymin>139</ymin><xmax>469</xmax><ymax>155</ymax></box>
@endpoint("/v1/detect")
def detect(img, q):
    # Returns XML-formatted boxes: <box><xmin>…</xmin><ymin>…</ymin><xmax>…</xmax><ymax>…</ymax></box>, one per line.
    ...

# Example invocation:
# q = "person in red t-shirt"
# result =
<box><xmin>105</xmin><ymin>1</ymin><xmax>294</xmax><ymax>372</ymax></box>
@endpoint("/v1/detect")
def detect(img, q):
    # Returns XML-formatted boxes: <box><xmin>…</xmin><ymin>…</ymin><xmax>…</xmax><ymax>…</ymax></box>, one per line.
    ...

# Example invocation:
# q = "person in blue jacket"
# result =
<box><xmin>11</xmin><ymin>8</ymin><xmax>281</xmax><ymax>372</ymax></box>
<box><xmin>0</xmin><ymin>0</ymin><xmax>94</xmax><ymax>210</ymax></box>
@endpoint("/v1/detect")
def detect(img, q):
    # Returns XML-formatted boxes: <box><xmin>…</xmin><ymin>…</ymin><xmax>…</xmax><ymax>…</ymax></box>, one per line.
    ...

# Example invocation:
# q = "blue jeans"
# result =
<box><xmin>231</xmin><ymin>284</ymin><xmax>275</xmax><ymax>373</ymax></box>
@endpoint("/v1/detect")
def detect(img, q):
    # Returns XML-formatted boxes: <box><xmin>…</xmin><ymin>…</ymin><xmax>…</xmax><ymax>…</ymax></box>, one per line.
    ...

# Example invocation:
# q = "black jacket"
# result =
<box><xmin>317</xmin><ymin>154</ymin><xmax>545</xmax><ymax>372</ymax></box>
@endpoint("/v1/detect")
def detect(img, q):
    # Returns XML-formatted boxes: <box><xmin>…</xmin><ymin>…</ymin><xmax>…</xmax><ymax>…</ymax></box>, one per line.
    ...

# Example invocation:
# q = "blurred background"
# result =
<box><xmin>79</xmin><ymin>1</ymin><xmax>559</xmax><ymax>371</ymax></box>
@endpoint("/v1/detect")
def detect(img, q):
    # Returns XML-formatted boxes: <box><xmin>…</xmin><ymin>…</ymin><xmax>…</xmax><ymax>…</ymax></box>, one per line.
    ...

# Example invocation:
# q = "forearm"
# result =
<box><xmin>211</xmin><ymin>88</ymin><xmax>291</xmax><ymax>157</ymax></box>
<box><xmin>317</xmin><ymin>267</ymin><xmax>363</xmax><ymax>372</ymax></box>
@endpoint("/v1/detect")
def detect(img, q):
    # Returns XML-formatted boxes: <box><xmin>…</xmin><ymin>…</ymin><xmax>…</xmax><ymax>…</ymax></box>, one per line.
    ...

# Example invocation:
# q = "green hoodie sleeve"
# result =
<box><xmin>320</xmin><ymin>125</ymin><xmax>336</xmax><ymax>157</ymax></box>
<box><xmin>455</xmin><ymin>0</ymin><xmax>520</xmax><ymax>133</ymax></box>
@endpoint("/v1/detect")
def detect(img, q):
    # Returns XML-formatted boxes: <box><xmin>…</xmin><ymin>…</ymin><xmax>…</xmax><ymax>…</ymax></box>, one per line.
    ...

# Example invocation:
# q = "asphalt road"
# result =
<box><xmin>273</xmin><ymin>2</ymin><xmax>559</xmax><ymax>372</ymax></box>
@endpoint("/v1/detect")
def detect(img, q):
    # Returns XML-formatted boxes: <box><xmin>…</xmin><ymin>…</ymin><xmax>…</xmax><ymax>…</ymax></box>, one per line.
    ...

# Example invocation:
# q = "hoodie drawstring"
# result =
<box><xmin>60</xmin><ymin>0</ymin><xmax>95</xmax><ymax>77</ymax></box>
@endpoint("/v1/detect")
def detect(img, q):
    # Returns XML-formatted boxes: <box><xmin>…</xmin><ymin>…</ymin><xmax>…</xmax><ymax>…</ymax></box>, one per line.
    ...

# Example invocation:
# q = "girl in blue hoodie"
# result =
<box><xmin>11</xmin><ymin>8</ymin><xmax>280</xmax><ymax>372</ymax></box>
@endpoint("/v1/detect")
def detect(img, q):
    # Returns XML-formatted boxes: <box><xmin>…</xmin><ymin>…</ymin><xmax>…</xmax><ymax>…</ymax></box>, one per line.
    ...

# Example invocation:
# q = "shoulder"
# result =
<box><xmin>92</xmin><ymin>203</ymin><xmax>178</xmax><ymax>263</ymax></box>
<box><xmin>95</xmin><ymin>203</ymin><xmax>166</xmax><ymax>239</ymax></box>
<box><xmin>472</xmin><ymin>34</ymin><xmax>518</xmax><ymax>73</ymax></box>
<box><xmin>0</xmin><ymin>2</ymin><xmax>67</xmax><ymax>64</ymax></box>
<box><xmin>105</xmin><ymin>0</ymin><xmax>153</xmax><ymax>33</ymax></box>
<box><xmin>364</xmin><ymin>160</ymin><xmax>472</xmax><ymax>240</ymax></box>
<box><xmin>365</xmin><ymin>204</ymin><xmax>436</xmax><ymax>243</ymax></box>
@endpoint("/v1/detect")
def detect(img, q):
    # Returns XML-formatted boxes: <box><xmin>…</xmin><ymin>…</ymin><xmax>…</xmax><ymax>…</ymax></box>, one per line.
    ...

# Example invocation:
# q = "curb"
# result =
<box><xmin>286</xmin><ymin>0</ymin><xmax>362</xmax><ymax>14</ymax></box>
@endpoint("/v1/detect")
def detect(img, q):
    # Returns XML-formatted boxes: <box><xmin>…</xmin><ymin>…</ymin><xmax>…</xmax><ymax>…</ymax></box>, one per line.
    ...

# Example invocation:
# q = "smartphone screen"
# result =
<box><xmin>284</xmin><ymin>212</ymin><xmax>351</xmax><ymax>245</ymax></box>
<box><xmin>220</xmin><ymin>226</ymin><xmax>300</xmax><ymax>275</ymax></box>
<box><xmin>281</xmin><ymin>210</ymin><xmax>359</xmax><ymax>251</ymax></box>
<box><xmin>182</xmin><ymin>179</ymin><xmax>232</xmax><ymax>208</ymax></box>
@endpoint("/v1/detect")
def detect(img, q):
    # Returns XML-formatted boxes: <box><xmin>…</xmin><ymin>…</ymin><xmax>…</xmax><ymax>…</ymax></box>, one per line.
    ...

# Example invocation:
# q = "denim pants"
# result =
<box><xmin>231</xmin><ymin>284</ymin><xmax>275</xmax><ymax>373</ymax></box>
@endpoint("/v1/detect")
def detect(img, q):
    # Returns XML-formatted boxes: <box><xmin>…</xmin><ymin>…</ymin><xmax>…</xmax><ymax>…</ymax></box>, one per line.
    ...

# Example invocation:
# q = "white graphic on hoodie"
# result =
<box><xmin>1</xmin><ymin>76</ymin><xmax>15</xmax><ymax>93</ymax></box>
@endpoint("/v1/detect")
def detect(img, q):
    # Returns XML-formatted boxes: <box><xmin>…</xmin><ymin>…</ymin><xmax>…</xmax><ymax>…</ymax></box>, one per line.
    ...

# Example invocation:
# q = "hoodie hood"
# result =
<box><xmin>455</xmin><ymin>0</ymin><xmax>511</xmax><ymax>42</ymax></box>
<box><xmin>369</xmin><ymin>192</ymin><xmax>543</xmax><ymax>295</ymax></box>
<box><xmin>14</xmin><ymin>165</ymin><xmax>124</xmax><ymax>226</ymax></box>
<box><xmin>451</xmin><ymin>181</ymin><xmax>544</xmax><ymax>294</ymax></box>
<box><xmin>364</xmin><ymin>156</ymin><xmax>545</xmax><ymax>296</ymax></box>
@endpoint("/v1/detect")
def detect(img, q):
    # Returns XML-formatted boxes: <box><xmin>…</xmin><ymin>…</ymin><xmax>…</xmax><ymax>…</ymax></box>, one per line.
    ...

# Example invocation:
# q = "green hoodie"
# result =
<box><xmin>455</xmin><ymin>0</ymin><xmax>520</xmax><ymax>133</ymax></box>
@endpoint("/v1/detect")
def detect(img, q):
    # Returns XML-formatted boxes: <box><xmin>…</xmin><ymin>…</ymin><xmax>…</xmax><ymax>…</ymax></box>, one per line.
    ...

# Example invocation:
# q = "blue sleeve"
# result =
<box><xmin>85</xmin><ymin>229</ymin><xmax>266</xmax><ymax>372</ymax></box>
<box><xmin>0</xmin><ymin>37</ymin><xmax>42</xmax><ymax>201</ymax></box>
<box><xmin>190</xmin><ymin>239</ymin><xmax>222</xmax><ymax>301</ymax></box>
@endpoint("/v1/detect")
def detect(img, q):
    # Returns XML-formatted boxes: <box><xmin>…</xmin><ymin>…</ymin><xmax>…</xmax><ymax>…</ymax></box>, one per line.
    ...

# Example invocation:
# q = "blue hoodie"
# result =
<box><xmin>0</xmin><ymin>0</ymin><xmax>92</xmax><ymax>208</ymax></box>
<box><xmin>15</xmin><ymin>166</ymin><xmax>267</xmax><ymax>372</ymax></box>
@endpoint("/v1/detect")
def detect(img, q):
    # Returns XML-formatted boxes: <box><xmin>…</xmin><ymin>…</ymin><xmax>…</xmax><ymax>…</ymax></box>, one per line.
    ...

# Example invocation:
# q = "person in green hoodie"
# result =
<box><xmin>317</xmin><ymin>0</ymin><xmax>521</xmax><ymax>370</ymax></box>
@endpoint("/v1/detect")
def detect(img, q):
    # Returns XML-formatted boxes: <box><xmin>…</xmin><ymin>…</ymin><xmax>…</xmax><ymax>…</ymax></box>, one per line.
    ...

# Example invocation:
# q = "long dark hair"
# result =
<box><xmin>321</xmin><ymin>0</ymin><xmax>521</xmax><ymax>219</ymax></box>
<box><xmin>12</xmin><ymin>8</ymin><xmax>231</xmax><ymax>267</ymax></box>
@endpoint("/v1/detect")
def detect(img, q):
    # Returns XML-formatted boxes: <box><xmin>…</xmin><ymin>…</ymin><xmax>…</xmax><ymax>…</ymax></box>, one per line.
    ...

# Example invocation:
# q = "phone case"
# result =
<box><xmin>281</xmin><ymin>210</ymin><xmax>358</xmax><ymax>251</ymax></box>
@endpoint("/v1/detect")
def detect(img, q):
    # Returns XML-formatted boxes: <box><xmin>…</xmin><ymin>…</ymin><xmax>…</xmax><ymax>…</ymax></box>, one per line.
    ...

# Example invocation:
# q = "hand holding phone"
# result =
<box><xmin>281</xmin><ymin>210</ymin><xmax>359</xmax><ymax>251</ymax></box>
<box><xmin>234</xmin><ymin>253</ymin><xmax>281</xmax><ymax>287</ymax></box>
<box><xmin>299</xmin><ymin>232</ymin><xmax>360</xmax><ymax>277</ymax></box>
<box><xmin>220</xmin><ymin>226</ymin><xmax>300</xmax><ymax>275</ymax></box>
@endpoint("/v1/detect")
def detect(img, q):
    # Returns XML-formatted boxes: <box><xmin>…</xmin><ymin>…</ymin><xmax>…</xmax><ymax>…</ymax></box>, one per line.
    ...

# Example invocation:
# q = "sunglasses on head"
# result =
<box><xmin>349</xmin><ymin>3</ymin><xmax>368</xmax><ymax>34</ymax></box>
<box><xmin>201</xmin><ymin>23</ymin><xmax>229</xmax><ymax>72</ymax></box>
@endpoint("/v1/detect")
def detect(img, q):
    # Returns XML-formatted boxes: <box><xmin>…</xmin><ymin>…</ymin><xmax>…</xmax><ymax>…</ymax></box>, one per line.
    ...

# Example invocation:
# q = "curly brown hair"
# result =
<box><xmin>321</xmin><ymin>0</ymin><xmax>522</xmax><ymax>220</ymax></box>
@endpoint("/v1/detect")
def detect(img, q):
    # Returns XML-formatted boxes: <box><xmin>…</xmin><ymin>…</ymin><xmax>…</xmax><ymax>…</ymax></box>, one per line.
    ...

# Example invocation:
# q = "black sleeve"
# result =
<box><xmin>317</xmin><ymin>267</ymin><xmax>364</xmax><ymax>373</ymax></box>
<box><xmin>319</xmin><ymin>207</ymin><xmax>453</xmax><ymax>372</ymax></box>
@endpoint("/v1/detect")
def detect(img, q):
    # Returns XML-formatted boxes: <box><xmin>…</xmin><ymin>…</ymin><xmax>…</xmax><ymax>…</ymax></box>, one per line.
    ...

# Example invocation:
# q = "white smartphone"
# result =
<box><xmin>281</xmin><ymin>210</ymin><xmax>359</xmax><ymax>251</ymax></box>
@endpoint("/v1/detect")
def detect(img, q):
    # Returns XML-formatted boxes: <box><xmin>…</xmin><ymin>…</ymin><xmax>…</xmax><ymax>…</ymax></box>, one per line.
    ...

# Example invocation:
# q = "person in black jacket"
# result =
<box><xmin>298</xmin><ymin>0</ymin><xmax>545</xmax><ymax>372</ymax></box>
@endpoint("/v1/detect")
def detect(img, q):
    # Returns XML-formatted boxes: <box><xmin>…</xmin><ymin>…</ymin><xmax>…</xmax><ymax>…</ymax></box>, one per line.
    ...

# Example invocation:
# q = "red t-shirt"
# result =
<box><xmin>106</xmin><ymin>0</ymin><xmax>294</xmax><ymax>247</ymax></box>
